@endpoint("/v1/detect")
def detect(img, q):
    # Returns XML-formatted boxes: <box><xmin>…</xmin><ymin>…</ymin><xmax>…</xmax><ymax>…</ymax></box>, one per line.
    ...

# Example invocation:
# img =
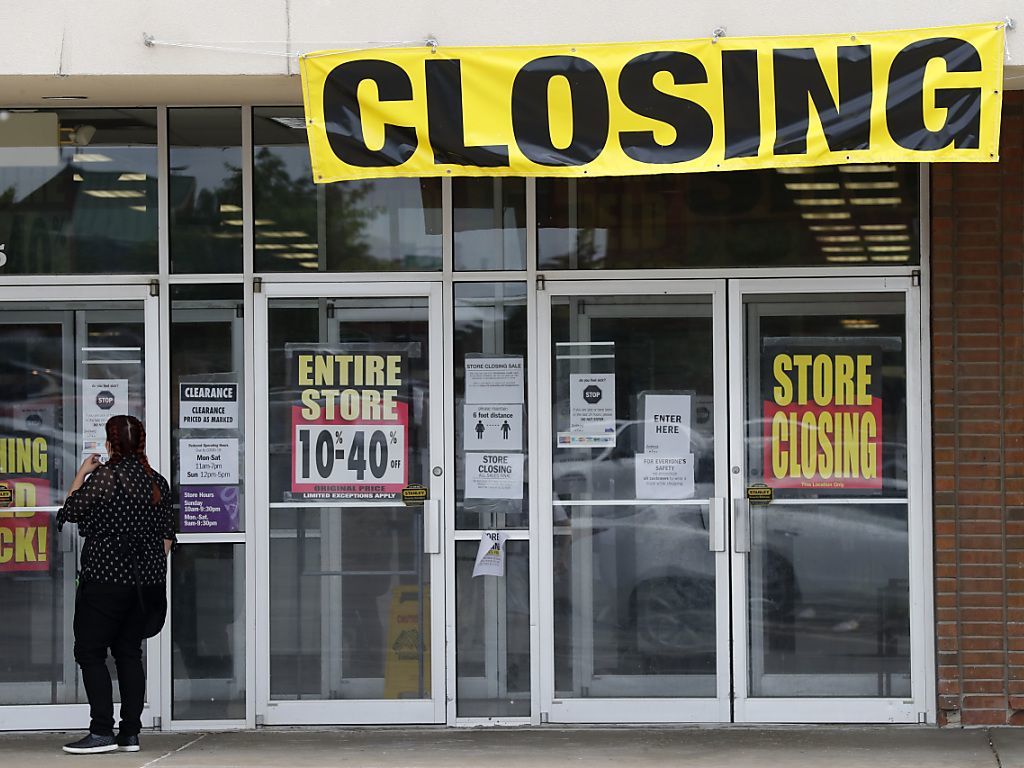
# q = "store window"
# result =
<box><xmin>538</xmin><ymin>164</ymin><xmax>920</xmax><ymax>270</ymax></box>
<box><xmin>0</xmin><ymin>108</ymin><xmax>158</xmax><ymax>274</ymax></box>
<box><xmin>252</xmin><ymin>108</ymin><xmax>441</xmax><ymax>273</ymax></box>
<box><xmin>454</xmin><ymin>178</ymin><xmax>527</xmax><ymax>271</ymax></box>
<box><xmin>169</xmin><ymin>108</ymin><xmax>243</xmax><ymax>274</ymax></box>
<box><xmin>169</xmin><ymin>284</ymin><xmax>245</xmax><ymax>533</ymax></box>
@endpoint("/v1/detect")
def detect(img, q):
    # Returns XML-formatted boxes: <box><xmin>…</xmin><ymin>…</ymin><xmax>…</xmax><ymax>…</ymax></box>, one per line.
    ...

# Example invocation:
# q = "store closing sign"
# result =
<box><xmin>762</xmin><ymin>339</ymin><xmax>886</xmax><ymax>490</ymax></box>
<box><xmin>290</xmin><ymin>348</ymin><xmax>410</xmax><ymax>501</ymax></box>
<box><xmin>301</xmin><ymin>23</ymin><xmax>1004</xmax><ymax>182</ymax></box>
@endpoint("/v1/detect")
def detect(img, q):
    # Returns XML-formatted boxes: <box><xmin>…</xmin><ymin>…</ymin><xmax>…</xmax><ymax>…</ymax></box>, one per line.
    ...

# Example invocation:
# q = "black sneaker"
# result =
<box><xmin>62</xmin><ymin>732</ymin><xmax>118</xmax><ymax>754</ymax></box>
<box><xmin>116</xmin><ymin>733</ymin><xmax>140</xmax><ymax>752</ymax></box>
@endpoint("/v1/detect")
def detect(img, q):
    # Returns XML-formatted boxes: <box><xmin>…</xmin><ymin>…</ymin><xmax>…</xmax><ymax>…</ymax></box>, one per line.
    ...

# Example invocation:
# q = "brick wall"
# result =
<box><xmin>932</xmin><ymin>89</ymin><xmax>1024</xmax><ymax>726</ymax></box>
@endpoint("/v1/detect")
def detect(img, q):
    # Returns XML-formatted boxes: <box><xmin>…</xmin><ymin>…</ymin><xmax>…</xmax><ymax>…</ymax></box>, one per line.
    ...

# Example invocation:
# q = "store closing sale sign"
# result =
<box><xmin>763</xmin><ymin>340</ymin><xmax>883</xmax><ymax>490</ymax></box>
<box><xmin>301</xmin><ymin>23</ymin><xmax>1004</xmax><ymax>182</ymax></box>
<box><xmin>291</xmin><ymin>348</ymin><xmax>409</xmax><ymax>500</ymax></box>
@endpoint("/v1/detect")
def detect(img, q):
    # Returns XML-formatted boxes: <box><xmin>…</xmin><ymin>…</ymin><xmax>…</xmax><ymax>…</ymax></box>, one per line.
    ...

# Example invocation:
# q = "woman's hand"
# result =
<box><xmin>77</xmin><ymin>454</ymin><xmax>102</xmax><ymax>478</ymax></box>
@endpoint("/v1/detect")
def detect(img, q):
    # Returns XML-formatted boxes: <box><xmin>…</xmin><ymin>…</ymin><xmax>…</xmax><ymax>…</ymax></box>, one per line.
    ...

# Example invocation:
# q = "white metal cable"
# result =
<box><xmin>142</xmin><ymin>33</ymin><xmax>430</xmax><ymax>58</ymax></box>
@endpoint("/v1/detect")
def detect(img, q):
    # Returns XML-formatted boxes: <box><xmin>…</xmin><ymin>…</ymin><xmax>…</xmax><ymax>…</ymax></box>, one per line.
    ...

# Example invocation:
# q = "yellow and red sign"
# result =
<box><xmin>301</xmin><ymin>23</ymin><xmax>1004</xmax><ymax>182</ymax></box>
<box><xmin>0</xmin><ymin>504</ymin><xmax>51</xmax><ymax>573</ymax></box>
<box><xmin>763</xmin><ymin>345</ymin><xmax>882</xmax><ymax>490</ymax></box>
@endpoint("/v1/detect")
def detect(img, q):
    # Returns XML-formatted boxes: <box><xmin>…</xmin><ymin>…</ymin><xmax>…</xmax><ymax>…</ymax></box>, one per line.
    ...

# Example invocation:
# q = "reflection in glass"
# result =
<box><xmin>0</xmin><ymin>302</ymin><xmax>145</xmax><ymax>705</ymax></box>
<box><xmin>550</xmin><ymin>295</ymin><xmax>715</xmax><ymax>503</ymax></box>
<box><xmin>747</xmin><ymin>504</ymin><xmax>910</xmax><ymax>697</ymax></box>
<box><xmin>553</xmin><ymin>504</ymin><xmax>716</xmax><ymax>698</ymax></box>
<box><xmin>538</xmin><ymin>165</ymin><xmax>920</xmax><ymax>270</ymax></box>
<box><xmin>454</xmin><ymin>178</ymin><xmax>527</xmax><ymax>270</ymax></box>
<box><xmin>252</xmin><ymin>108</ymin><xmax>441</xmax><ymax>272</ymax></box>
<box><xmin>169</xmin><ymin>108</ymin><xmax>243</xmax><ymax>273</ymax></box>
<box><xmin>269</xmin><ymin>507</ymin><xmax>430</xmax><ymax>700</ymax></box>
<box><xmin>170</xmin><ymin>284</ymin><xmax>244</xmax><ymax>532</ymax></box>
<box><xmin>454</xmin><ymin>283</ymin><xmax>528</xmax><ymax>529</ymax></box>
<box><xmin>456</xmin><ymin>540</ymin><xmax>530</xmax><ymax>717</ymax></box>
<box><xmin>0</xmin><ymin>108</ymin><xmax>158</xmax><ymax>274</ymax></box>
<box><xmin>171</xmin><ymin>544</ymin><xmax>246</xmax><ymax>719</ymax></box>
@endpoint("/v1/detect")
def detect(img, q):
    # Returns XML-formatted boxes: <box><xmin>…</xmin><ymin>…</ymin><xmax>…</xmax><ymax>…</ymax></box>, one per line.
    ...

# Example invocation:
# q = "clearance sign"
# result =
<box><xmin>300</xmin><ymin>23</ymin><xmax>1004</xmax><ymax>182</ymax></box>
<box><xmin>763</xmin><ymin>341</ymin><xmax>883</xmax><ymax>490</ymax></box>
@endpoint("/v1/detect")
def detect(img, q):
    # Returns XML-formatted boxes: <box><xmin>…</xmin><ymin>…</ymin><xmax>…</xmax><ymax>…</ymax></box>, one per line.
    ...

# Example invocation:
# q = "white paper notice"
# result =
<box><xmin>635</xmin><ymin>454</ymin><xmax>696</xmax><ymax>499</ymax></box>
<box><xmin>179</xmin><ymin>382</ymin><xmax>239</xmax><ymax>429</ymax></box>
<box><xmin>465</xmin><ymin>357</ymin><xmax>524</xmax><ymax>404</ymax></box>
<box><xmin>464</xmin><ymin>404</ymin><xmax>523</xmax><ymax>451</ymax></box>
<box><xmin>180</xmin><ymin>438</ymin><xmax>240</xmax><ymax>485</ymax></box>
<box><xmin>568</xmin><ymin>373</ymin><xmax>616</xmax><ymax>444</ymax></box>
<box><xmin>472</xmin><ymin>531</ymin><xmax>509</xmax><ymax>577</ymax></box>
<box><xmin>81</xmin><ymin>379</ymin><xmax>128</xmax><ymax>457</ymax></box>
<box><xmin>465</xmin><ymin>452</ymin><xmax>525</xmax><ymax>499</ymax></box>
<box><xmin>642</xmin><ymin>394</ymin><xmax>692</xmax><ymax>455</ymax></box>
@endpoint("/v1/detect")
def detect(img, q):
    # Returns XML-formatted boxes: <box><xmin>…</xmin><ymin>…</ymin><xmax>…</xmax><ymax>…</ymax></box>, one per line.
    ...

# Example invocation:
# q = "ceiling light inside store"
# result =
<box><xmin>821</xmin><ymin>246</ymin><xmax>864</xmax><ymax>253</ymax></box>
<box><xmin>287</xmin><ymin>243</ymin><xmax>319</xmax><ymax>250</ymax></box>
<box><xmin>128</xmin><ymin>205</ymin><xmax>146</xmax><ymax>212</ymax></box>
<box><xmin>220</xmin><ymin>204</ymin><xmax>241</xmax><ymax>213</ymax></box>
<box><xmin>826</xmin><ymin>255</ymin><xmax>869</xmax><ymax>263</ymax></box>
<box><xmin>117</xmin><ymin>173</ymin><xmax>147</xmax><ymax>182</ymax></box>
<box><xmin>223</xmin><ymin>219</ymin><xmax>243</xmax><ymax>226</ymax></box>
<box><xmin>817</xmin><ymin>235</ymin><xmax>861</xmax><ymax>243</ymax></box>
<box><xmin>784</xmin><ymin>182</ymin><xmax>840</xmax><ymax>191</ymax></box>
<box><xmin>212</xmin><ymin>232</ymin><xmax>242</xmax><ymax>239</ymax></box>
<box><xmin>776</xmin><ymin>167</ymin><xmax>820</xmax><ymax>174</ymax></box>
<box><xmin>809</xmin><ymin>225</ymin><xmax>856</xmax><ymax>232</ymax></box>
<box><xmin>83</xmin><ymin>189</ymin><xmax>145</xmax><ymax>198</ymax></box>
<box><xmin>868</xmin><ymin>245</ymin><xmax>912</xmax><ymax>252</ymax></box>
<box><xmin>864</xmin><ymin>234</ymin><xmax>910</xmax><ymax>242</ymax></box>
<box><xmin>850</xmin><ymin>197</ymin><xmax>902</xmax><ymax>205</ymax></box>
<box><xmin>73</xmin><ymin>173</ymin><xmax>84</xmax><ymax>182</ymax></box>
<box><xmin>70</xmin><ymin>153</ymin><xmax>112</xmax><ymax>163</ymax></box>
<box><xmin>841</xmin><ymin>318</ymin><xmax>880</xmax><ymax>328</ymax></box>
<box><xmin>870</xmin><ymin>254</ymin><xmax>910</xmax><ymax>262</ymax></box>
<box><xmin>794</xmin><ymin>198</ymin><xmax>846</xmax><ymax>206</ymax></box>
<box><xmin>254</xmin><ymin>219</ymin><xmax>276</xmax><ymax>226</ymax></box>
<box><xmin>297</xmin><ymin>260</ymin><xmax>319</xmax><ymax>269</ymax></box>
<box><xmin>255</xmin><ymin>243</ymin><xmax>288</xmax><ymax>250</ymax></box>
<box><xmin>259</xmin><ymin>230</ymin><xmax>310</xmax><ymax>238</ymax></box>
<box><xmin>801</xmin><ymin>212</ymin><xmax>851</xmax><ymax>220</ymax></box>
<box><xmin>860</xmin><ymin>224</ymin><xmax>907</xmax><ymax>231</ymax></box>
<box><xmin>270</xmin><ymin>116</ymin><xmax>307</xmax><ymax>129</ymax></box>
<box><xmin>844</xmin><ymin>181</ymin><xmax>899</xmax><ymax>190</ymax></box>
<box><xmin>839</xmin><ymin>164</ymin><xmax>896</xmax><ymax>173</ymax></box>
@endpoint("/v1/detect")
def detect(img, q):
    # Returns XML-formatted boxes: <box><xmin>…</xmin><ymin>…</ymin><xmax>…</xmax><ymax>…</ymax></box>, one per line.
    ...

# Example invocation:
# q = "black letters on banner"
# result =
<box><xmin>617</xmin><ymin>51</ymin><xmax>714</xmax><ymax>164</ymax></box>
<box><xmin>722</xmin><ymin>50</ymin><xmax>762</xmax><ymax>159</ymax></box>
<box><xmin>425</xmin><ymin>59</ymin><xmax>511</xmax><ymax>167</ymax></box>
<box><xmin>511</xmin><ymin>55</ymin><xmax>610</xmax><ymax>166</ymax></box>
<box><xmin>773</xmin><ymin>45</ymin><xmax>873</xmax><ymax>155</ymax></box>
<box><xmin>323</xmin><ymin>60</ymin><xmax>419</xmax><ymax>167</ymax></box>
<box><xmin>886</xmin><ymin>37</ymin><xmax>982</xmax><ymax>151</ymax></box>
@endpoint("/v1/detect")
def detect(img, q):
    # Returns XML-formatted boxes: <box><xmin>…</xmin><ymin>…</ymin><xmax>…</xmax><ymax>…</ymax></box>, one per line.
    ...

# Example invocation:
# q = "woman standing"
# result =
<box><xmin>56</xmin><ymin>415</ymin><xmax>174</xmax><ymax>755</ymax></box>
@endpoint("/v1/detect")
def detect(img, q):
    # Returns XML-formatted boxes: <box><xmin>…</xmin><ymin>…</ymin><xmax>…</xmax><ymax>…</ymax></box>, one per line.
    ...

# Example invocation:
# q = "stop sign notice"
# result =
<box><xmin>583</xmin><ymin>385</ymin><xmax>603</xmax><ymax>404</ymax></box>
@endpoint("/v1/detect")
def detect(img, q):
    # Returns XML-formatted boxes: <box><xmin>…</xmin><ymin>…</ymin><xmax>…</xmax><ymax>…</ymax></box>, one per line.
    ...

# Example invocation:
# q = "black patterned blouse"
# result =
<box><xmin>56</xmin><ymin>457</ymin><xmax>174</xmax><ymax>586</ymax></box>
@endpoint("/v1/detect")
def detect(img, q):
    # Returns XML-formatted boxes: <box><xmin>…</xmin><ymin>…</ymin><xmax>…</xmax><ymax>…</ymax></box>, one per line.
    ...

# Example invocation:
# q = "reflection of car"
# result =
<box><xmin>557</xmin><ymin>498</ymin><xmax>909</xmax><ymax>678</ymax></box>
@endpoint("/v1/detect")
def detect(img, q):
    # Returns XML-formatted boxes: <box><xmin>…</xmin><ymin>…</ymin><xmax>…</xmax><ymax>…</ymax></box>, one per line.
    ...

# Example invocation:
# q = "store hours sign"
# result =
<box><xmin>290</xmin><ymin>348</ymin><xmax>409</xmax><ymax>500</ymax></box>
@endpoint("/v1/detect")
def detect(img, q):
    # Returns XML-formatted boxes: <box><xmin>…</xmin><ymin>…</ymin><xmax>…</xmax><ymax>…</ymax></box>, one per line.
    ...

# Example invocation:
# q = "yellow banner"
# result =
<box><xmin>300</xmin><ymin>23</ymin><xmax>1004</xmax><ymax>182</ymax></box>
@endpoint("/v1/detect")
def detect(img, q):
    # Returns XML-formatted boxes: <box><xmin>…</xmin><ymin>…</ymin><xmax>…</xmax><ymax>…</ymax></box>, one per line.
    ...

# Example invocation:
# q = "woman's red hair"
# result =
<box><xmin>105</xmin><ymin>415</ymin><xmax>160</xmax><ymax>504</ymax></box>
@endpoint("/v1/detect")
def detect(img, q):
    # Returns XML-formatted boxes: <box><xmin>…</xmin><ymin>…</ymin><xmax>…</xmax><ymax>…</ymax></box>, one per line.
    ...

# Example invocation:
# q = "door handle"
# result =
<box><xmin>708</xmin><ymin>497</ymin><xmax>726</xmax><ymax>552</ymax></box>
<box><xmin>423</xmin><ymin>498</ymin><xmax>440</xmax><ymax>555</ymax></box>
<box><xmin>734</xmin><ymin>498</ymin><xmax>751</xmax><ymax>553</ymax></box>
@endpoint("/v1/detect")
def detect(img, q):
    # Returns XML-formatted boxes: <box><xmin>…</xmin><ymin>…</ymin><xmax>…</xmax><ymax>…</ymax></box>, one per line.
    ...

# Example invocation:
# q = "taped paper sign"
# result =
<box><xmin>464</xmin><ymin>404</ymin><xmax>522</xmax><ymax>451</ymax></box>
<box><xmin>635</xmin><ymin>454</ymin><xmax>696</xmax><ymax>500</ymax></box>
<box><xmin>465</xmin><ymin>452</ymin><xmax>524</xmax><ymax>500</ymax></box>
<box><xmin>473</xmin><ymin>531</ymin><xmax>509</xmax><ymax>578</ymax></box>
<box><xmin>465</xmin><ymin>356</ymin><xmax>524</xmax><ymax>404</ymax></box>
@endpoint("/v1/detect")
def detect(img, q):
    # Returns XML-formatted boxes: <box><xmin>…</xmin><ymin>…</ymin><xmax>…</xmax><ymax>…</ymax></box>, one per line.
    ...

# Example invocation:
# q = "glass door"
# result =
<box><xmin>255</xmin><ymin>282</ymin><xmax>445</xmax><ymax>725</ymax></box>
<box><xmin>729</xmin><ymin>278</ymin><xmax>926</xmax><ymax>723</ymax></box>
<box><xmin>0</xmin><ymin>285</ymin><xmax>160</xmax><ymax>730</ymax></box>
<box><xmin>538</xmin><ymin>280</ymin><xmax>730</xmax><ymax>723</ymax></box>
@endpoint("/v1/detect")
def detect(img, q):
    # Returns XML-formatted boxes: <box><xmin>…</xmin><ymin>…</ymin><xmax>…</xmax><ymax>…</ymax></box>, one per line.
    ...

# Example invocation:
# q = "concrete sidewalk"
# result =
<box><xmin>3</xmin><ymin>727</ymin><xmax>1024</xmax><ymax>767</ymax></box>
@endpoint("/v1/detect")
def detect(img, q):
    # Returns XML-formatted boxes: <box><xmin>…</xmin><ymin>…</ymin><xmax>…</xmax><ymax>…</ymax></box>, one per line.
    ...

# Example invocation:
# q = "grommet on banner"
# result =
<box><xmin>142</xmin><ymin>33</ymin><xmax>155</xmax><ymax>48</ymax></box>
<box><xmin>711</xmin><ymin>27</ymin><xmax>726</xmax><ymax>45</ymax></box>
<box><xmin>1003</xmin><ymin>17</ymin><xmax>1015</xmax><ymax>31</ymax></box>
<box><xmin>426</xmin><ymin>37</ymin><xmax>439</xmax><ymax>54</ymax></box>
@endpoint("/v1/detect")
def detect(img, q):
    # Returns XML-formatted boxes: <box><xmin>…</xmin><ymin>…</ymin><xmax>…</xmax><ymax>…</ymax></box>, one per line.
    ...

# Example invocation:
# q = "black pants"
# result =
<box><xmin>73</xmin><ymin>582</ymin><xmax>159</xmax><ymax>737</ymax></box>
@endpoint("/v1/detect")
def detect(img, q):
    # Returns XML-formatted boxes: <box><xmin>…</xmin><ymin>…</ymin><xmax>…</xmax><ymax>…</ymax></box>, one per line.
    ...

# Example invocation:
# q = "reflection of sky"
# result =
<box><xmin>0</xmin><ymin>147</ymin><xmax>157</xmax><ymax>203</ymax></box>
<box><xmin>170</xmin><ymin>147</ymin><xmax>241</xmax><ymax>197</ymax></box>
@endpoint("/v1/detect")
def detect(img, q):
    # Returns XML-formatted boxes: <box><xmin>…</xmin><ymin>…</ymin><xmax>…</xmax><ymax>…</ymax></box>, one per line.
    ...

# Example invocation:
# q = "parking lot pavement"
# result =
<box><xmin>0</xmin><ymin>726</ymin><xmax>1010</xmax><ymax>768</ymax></box>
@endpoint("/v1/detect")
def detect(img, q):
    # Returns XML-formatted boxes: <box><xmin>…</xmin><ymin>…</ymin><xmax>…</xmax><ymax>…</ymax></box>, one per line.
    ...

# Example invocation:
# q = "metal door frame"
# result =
<box><xmin>537</xmin><ymin>278</ymin><xmax>731</xmax><ymax>724</ymax></box>
<box><xmin>253</xmin><ymin>280</ymin><xmax>446</xmax><ymax>725</ymax></box>
<box><xmin>0</xmin><ymin>284</ymin><xmax>162</xmax><ymax>731</ymax></box>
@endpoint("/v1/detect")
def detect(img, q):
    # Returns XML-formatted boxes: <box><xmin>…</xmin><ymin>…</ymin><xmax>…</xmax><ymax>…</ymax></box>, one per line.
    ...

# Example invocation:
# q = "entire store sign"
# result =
<box><xmin>762</xmin><ymin>340</ymin><xmax>883</xmax><ymax>490</ymax></box>
<box><xmin>290</xmin><ymin>348</ymin><xmax>409</xmax><ymax>501</ymax></box>
<box><xmin>300</xmin><ymin>23</ymin><xmax>1004</xmax><ymax>182</ymax></box>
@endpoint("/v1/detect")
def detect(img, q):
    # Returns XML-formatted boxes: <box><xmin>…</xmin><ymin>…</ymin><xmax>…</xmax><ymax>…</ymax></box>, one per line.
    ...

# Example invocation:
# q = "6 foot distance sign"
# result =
<box><xmin>293</xmin><ymin>422</ymin><xmax>406</xmax><ymax>499</ymax></box>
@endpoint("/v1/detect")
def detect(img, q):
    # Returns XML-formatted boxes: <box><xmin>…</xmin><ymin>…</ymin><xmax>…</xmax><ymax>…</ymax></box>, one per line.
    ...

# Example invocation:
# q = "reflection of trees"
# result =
<box><xmin>252</xmin><ymin>146</ymin><xmax>374</xmax><ymax>271</ymax></box>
